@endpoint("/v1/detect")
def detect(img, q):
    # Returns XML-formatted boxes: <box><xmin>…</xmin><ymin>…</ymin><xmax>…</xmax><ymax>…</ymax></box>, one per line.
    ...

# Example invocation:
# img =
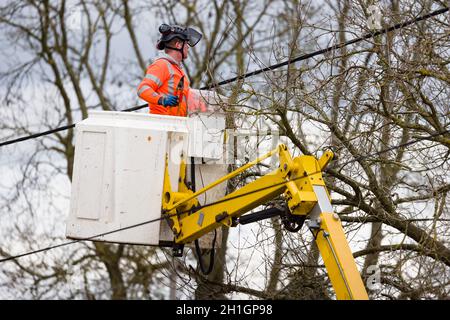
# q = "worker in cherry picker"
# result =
<box><xmin>137</xmin><ymin>24</ymin><xmax>202</xmax><ymax>117</ymax></box>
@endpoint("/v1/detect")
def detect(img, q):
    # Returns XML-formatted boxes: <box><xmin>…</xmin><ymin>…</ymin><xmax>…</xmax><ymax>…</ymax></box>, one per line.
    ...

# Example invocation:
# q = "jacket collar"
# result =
<box><xmin>156</xmin><ymin>53</ymin><xmax>183</xmax><ymax>68</ymax></box>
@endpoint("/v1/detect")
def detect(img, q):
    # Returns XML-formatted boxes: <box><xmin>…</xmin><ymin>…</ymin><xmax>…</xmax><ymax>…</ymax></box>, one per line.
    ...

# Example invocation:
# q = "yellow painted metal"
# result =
<box><xmin>174</xmin><ymin>168</ymin><xmax>287</xmax><ymax>243</ymax></box>
<box><xmin>177</xmin><ymin>154</ymin><xmax>189</xmax><ymax>193</ymax></box>
<box><xmin>161</xmin><ymin>154</ymin><xmax>181</xmax><ymax>235</ymax></box>
<box><xmin>313</xmin><ymin>212</ymin><xmax>369</xmax><ymax>300</ymax></box>
<box><xmin>161</xmin><ymin>154</ymin><xmax>172</xmax><ymax>212</ymax></box>
<box><xmin>161</xmin><ymin>144</ymin><xmax>368</xmax><ymax>300</ymax></box>
<box><xmin>161</xmin><ymin>153</ymin><xmax>198</xmax><ymax>236</ymax></box>
<box><xmin>282</xmin><ymin>154</ymin><xmax>327</xmax><ymax>216</ymax></box>
<box><xmin>165</xmin><ymin>145</ymin><xmax>280</xmax><ymax>212</ymax></box>
<box><xmin>172</xmin><ymin>145</ymin><xmax>335</xmax><ymax>240</ymax></box>
<box><xmin>318</xmin><ymin>150</ymin><xmax>334</xmax><ymax>170</ymax></box>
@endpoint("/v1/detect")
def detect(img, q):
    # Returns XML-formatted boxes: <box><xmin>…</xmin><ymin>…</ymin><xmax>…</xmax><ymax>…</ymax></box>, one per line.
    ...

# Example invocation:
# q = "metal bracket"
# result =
<box><xmin>172</xmin><ymin>243</ymin><xmax>184</xmax><ymax>257</ymax></box>
<box><xmin>305</xmin><ymin>218</ymin><xmax>322</xmax><ymax>230</ymax></box>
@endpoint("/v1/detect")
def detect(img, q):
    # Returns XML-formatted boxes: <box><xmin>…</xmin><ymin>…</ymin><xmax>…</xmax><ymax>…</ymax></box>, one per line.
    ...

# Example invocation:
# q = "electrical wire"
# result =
<box><xmin>0</xmin><ymin>6</ymin><xmax>447</xmax><ymax>149</ymax></box>
<box><xmin>0</xmin><ymin>214</ymin><xmax>173</xmax><ymax>263</ymax></box>
<box><xmin>203</xmin><ymin>7</ymin><xmax>449</xmax><ymax>88</ymax></box>
<box><xmin>1</xmin><ymin>128</ymin><xmax>448</xmax><ymax>264</ymax></box>
<box><xmin>0</xmin><ymin>7</ymin><xmax>448</xmax><ymax>264</ymax></box>
<box><xmin>0</xmin><ymin>105</ymin><xmax>137</xmax><ymax>148</ymax></box>
<box><xmin>0</xmin><ymin>124</ymin><xmax>76</xmax><ymax>148</ymax></box>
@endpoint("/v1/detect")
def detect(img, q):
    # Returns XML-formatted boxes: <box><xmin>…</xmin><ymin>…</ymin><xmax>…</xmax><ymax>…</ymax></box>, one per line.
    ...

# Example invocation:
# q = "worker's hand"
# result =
<box><xmin>158</xmin><ymin>95</ymin><xmax>179</xmax><ymax>107</ymax></box>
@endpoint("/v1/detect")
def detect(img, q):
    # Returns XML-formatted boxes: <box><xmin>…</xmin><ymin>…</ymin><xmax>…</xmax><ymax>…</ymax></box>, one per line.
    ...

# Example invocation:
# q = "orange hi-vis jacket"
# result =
<box><xmin>137</xmin><ymin>53</ymin><xmax>190</xmax><ymax>117</ymax></box>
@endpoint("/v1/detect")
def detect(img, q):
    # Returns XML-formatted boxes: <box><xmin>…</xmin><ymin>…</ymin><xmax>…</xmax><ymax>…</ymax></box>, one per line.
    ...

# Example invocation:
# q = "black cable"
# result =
<box><xmin>0</xmin><ymin>124</ymin><xmax>76</xmax><ymax>148</ymax></box>
<box><xmin>238</xmin><ymin>207</ymin><xmax>284</xmax><ymax>225</ymax></box>
<box><xmin>190</xmin><ymin>157</ymin><xmax>196</xmax><ymax>193</ymax></box>
<box><xmin>0</xmin><ymin>6</ymin><xmax>447</xmax><ymax>148</ymax></box>
<box><xmin>201</xmin><ymin>7</ymin><xmax>449</xmax><ymax>89</ymax></box>
<box><xmin>0</xmin><ymin>106</ymin><xmax>138</xmax><ymax>148</ymax></box>
<box><xmin>0</xmin><ymin>214</ymin><xmax>173</xmax><ymax>263</ymax></box>
<box><xmin>40</xmin><ymin>8</ymin><xmax>449</xmax><ymax>264</ymax></box>
<box><xmin>1</xmin><ymin>129</ymin><xmax>448</xmax><ymax>264</ymax></box>
<box><xmin>194</xmin><ymin>229</ymin><xmax>217</xmax><ymax>275</ymax></box>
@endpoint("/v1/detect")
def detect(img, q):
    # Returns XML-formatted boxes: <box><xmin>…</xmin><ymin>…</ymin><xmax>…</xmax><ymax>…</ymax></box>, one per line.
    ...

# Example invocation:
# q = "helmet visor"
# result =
<box><xmin>186</xmin><ymin>27</ymin><xmax>202</xmax><ymax>47</ymax></box>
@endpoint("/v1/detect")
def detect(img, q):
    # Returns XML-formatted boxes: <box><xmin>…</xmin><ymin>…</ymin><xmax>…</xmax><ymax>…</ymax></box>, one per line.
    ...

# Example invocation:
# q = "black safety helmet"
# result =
<box><xmin>156</xmin><ymin>24</ymin><xmax>202</xmax><ymax>50</ymax></box>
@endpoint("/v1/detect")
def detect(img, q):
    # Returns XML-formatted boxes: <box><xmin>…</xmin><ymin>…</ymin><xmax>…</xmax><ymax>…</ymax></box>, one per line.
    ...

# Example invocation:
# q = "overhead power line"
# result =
<box><xmin>0</xmin><ymin>105</ymin><xmax>139</xmax><ymax>147</ymax></box>
<box><xmin>0</xmin><ymin>215</ymin><xmax>169</xmax><ymax>263</ymax></box>
<box><xmin>203</xmin><ymin>6</ymin><xmax>449</xmax><ymax>88</ymax></box>
<box><xmin>1</xmin><ymin>129</ymin><xmax>448</xmax><ymax>264</ymax></box>
<box><xmin>0</xmin><ymin>124</ymin><xmax>76</xmax><ymax>148</ymax></box>
<box><xmin>0</xmin><ymin>6</ymin><xmax>448</xmax><ymax>148</ymax></box>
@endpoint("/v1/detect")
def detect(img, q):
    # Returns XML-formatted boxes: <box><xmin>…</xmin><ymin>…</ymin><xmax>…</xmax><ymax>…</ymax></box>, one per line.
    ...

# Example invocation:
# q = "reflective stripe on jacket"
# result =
<box><xmin>137</xmin><ymin>54</ymin><xmax>190</xmax><ymax>117</ymax></box>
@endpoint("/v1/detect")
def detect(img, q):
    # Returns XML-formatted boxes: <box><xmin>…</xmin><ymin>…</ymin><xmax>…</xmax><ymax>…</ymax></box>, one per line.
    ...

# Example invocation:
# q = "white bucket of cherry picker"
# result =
<box><xmin>66</xmin><ymin>104</ymin><xmax>228</xmax><ymax>248</ymax></box>
<box><xmin>66</xmin><ymin>111</ymin><xmax>189</xmax><ymax>246</ymax></box>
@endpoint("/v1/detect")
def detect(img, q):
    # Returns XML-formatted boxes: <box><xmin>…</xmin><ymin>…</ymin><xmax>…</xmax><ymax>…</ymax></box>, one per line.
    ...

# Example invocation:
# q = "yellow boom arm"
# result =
<box><xmin>161</xmin><ymin>144</ymin><xmax>368</xmax><ymax>300</ymax></box>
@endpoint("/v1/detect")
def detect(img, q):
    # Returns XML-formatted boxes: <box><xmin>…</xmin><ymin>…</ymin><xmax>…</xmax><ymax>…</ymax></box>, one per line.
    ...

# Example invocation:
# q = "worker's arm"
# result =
<box><xmin>137</xmin><ymin>61</ymin><xmax>169</xmax><ymax>105</ymax></box>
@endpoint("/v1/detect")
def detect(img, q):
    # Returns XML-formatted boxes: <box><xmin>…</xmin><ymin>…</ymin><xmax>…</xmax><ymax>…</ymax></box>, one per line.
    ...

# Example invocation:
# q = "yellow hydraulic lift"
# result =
<box><xmin>161</xmin><ymin>143</ymin><xmax>369</xmax><ymax>300</ymax></box>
